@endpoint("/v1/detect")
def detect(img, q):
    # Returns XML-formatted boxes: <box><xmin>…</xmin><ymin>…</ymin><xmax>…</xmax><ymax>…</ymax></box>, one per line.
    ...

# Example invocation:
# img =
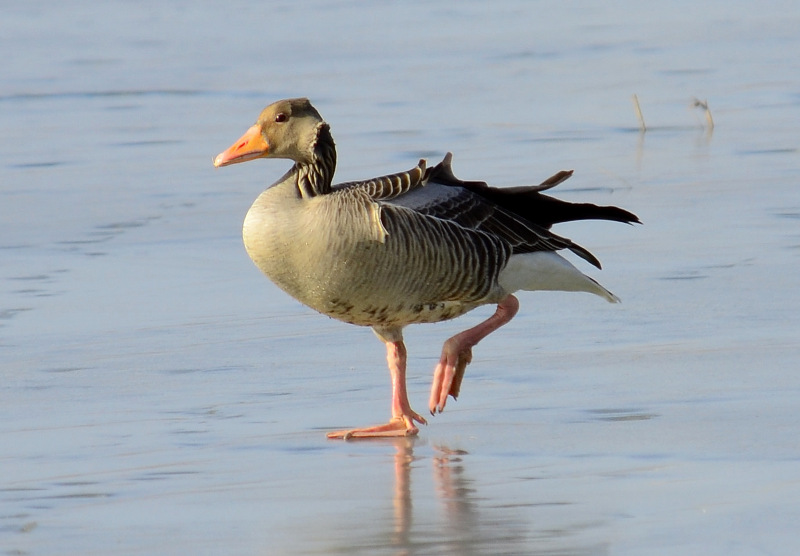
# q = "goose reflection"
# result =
<box><xmin>309</xmin><ymin>436</ymin><xmax>604</xmax><ymax>555</ymax></box>
<box><xmin>381</xmin><ymin>437</ymin><xmax>522</xmax><ymax>556</ymax></box>
<box><xmin>389</xmin><ymin>437</ymin><xmax>414</xmax><ymax>549</ymax></box>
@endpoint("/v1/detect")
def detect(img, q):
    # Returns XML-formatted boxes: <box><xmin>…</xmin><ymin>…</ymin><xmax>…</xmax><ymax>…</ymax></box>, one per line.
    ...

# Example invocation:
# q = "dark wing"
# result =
<box><xmin>430</xmin><ymin>154</ymin><xmax>640</xmax><ymax>228</ymax></box>
<box><xmin>388</xmin><ymin>154</ymin><xmax>606</xmax><ymax>268</ymax></box>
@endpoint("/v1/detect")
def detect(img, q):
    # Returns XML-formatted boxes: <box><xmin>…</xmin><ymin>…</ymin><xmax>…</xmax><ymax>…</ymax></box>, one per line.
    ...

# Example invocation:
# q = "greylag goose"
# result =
<box><xmin>214</xmin><ymin>98</ymin><xmax>639</xmax><ymax>439</ymax></box>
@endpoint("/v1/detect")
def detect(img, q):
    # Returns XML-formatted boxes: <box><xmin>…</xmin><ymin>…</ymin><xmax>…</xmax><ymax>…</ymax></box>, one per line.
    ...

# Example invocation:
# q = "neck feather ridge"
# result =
<box><xmin>295</xmin><ymin>123</ymin><xmax>336</xmax><ymax>198</ymax></box>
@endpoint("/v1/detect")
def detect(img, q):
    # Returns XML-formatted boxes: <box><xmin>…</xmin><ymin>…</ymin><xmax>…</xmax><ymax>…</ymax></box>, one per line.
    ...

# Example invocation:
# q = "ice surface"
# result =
<box><xmin>2</xmin><ymin>1</ymin><xmax>800</xmax><ymax>554</ymax></box>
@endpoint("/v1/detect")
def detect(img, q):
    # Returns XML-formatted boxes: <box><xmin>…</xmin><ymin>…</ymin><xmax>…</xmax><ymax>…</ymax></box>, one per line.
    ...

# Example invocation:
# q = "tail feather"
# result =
<box><xmin>498</xmin><ymin>252</ymin><xmax>620</xmax><ymax>303</ymax></box>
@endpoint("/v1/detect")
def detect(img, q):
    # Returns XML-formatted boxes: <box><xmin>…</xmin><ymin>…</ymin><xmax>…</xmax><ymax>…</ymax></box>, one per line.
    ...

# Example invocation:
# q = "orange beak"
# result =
<box><xmin>213</xmin><ymin>125</ymin><xmax>268</xmax><ymax>167</ymax></box>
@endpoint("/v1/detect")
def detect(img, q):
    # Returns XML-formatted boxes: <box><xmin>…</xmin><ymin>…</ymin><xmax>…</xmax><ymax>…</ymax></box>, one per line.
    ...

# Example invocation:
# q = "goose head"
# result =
<box><xmin>214</xmin><ymin>98</ymin><xmax>327</xmax><ymax>168</ymax></box>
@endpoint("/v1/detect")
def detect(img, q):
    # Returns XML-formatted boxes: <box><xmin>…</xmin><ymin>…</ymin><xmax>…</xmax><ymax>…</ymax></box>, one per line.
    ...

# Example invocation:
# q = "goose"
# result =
<box><xmin>214</xmin><ymin>98</ymin><xmax>639</xmax><ymax>439</ymax></box>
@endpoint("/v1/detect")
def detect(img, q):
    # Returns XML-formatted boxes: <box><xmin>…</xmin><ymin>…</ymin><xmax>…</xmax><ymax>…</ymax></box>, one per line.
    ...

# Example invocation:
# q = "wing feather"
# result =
<box><xmin>333</xmin><ymin>159</ymin><xmax>428</xmax><ymax>200</ymax></box>
<box><xmin>387</xmin><ymin>155</ymin><xmax>603</xmax><ymax>268</ymax></box>
<box><xmin>331</xmin><ymin>153</ymin><xmax>620</xmax><ymax>270</ymax></box>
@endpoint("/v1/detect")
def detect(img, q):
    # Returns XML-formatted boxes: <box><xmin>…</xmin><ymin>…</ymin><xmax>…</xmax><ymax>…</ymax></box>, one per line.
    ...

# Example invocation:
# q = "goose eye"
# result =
<box><xmin>274</xmin><ymin>113</ymin><xmax>287</xmax><ymax>123</ymax></box>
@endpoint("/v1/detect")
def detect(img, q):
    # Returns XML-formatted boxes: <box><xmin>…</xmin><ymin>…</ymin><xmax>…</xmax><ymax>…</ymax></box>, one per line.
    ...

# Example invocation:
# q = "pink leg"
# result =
<box><xmin>429</xmin><ymin>294</ymin><xmax>520</xmax><ymax>414</ymax></box>
<box><xmin>328</xmin><ymin>340</ymin><xmax>427</xmax><ymax>439</ymax></box>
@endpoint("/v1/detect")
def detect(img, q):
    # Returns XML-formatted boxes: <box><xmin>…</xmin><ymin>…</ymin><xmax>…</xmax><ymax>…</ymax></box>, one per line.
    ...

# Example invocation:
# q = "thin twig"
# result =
<box><xmin>692</xmin><ymin>98</ymin><xmax>714</xmax><ymax>130</ymax></box>
<box><xmin>632</xmin><ymin>94</ymin><xmax>646</xmax><ymax>132</ymax></box>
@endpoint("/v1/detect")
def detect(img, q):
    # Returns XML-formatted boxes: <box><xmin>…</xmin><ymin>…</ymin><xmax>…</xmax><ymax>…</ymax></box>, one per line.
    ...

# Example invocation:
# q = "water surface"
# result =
<box><xmin>2</xmin><ymin>2</ymin><xmax>800</xmax><ymax>554</ymax></box>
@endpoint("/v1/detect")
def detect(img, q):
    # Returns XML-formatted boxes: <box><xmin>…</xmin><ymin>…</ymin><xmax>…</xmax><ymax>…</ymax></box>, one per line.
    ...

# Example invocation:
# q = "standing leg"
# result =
<box><xmin>429</xmin><ymin>294</ymin><xmax>520</xmax><ymax>414</ymax></box>
<box><xmin>328</xmin><ymin>338</ymin><xmax>427</xmax><ymax>439</ymax></box>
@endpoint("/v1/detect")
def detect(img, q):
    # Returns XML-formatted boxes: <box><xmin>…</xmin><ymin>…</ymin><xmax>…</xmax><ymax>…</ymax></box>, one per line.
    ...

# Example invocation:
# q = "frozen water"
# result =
<box><xmin>2</xmin><ymin>1</ymin><xmax>800</xmax><ymax>554</ymax></box>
